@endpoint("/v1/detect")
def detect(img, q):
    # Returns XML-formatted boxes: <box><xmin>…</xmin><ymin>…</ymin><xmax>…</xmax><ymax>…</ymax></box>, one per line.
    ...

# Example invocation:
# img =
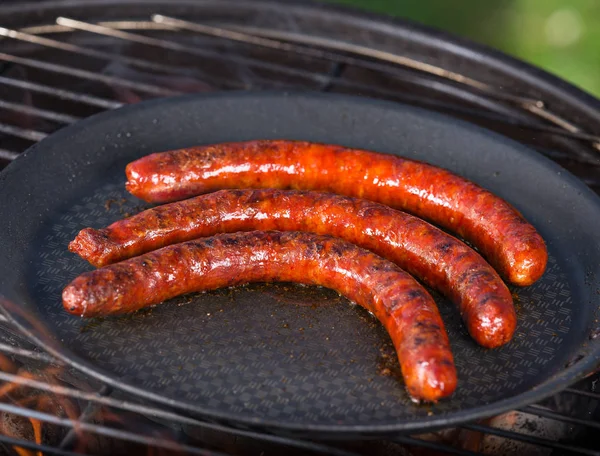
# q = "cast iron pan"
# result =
<box><xmin>1</xmin><ymin>92</ymin><xmax>600</xmax><ymax>438</ymax></box>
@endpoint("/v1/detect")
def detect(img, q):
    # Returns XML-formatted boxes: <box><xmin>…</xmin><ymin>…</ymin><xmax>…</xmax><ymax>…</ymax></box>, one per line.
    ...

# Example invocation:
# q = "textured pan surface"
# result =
<box><xmin>1</xmin><ymin>92</ymin><xmax>599</xmax><ymax>436</ymax></box>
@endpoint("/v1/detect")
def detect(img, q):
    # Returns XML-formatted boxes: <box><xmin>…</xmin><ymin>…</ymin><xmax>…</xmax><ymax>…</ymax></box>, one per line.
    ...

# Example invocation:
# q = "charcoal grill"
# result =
<box><xmin>0</xmin><ymin>1</ymin><xmax>599</xmax><ymax>455</ymax></box>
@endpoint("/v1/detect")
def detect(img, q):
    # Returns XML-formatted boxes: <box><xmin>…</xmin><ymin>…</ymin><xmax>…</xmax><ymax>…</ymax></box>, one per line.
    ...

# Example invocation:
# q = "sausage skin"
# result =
<box><xmin>70</xmin><ymin>189</ymin><xmax>515</xmax><ymax>348</ymax></box>
<box><xmin>125</xmin><ymin>140</ymin><xmax>547</xmax><ymax>286</ymax></box>
<box><xmin>63</xmin><ymin>231</ymin><xmax>457</xmax><ymax>402</ymax></box>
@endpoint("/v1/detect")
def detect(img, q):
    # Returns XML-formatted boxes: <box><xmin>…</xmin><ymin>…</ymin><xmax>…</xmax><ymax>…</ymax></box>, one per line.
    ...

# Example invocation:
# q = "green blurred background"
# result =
<box><xmin>327</xmin><ymin>0</ymin><xmax>600</xmax><ymax>98</ymax></box>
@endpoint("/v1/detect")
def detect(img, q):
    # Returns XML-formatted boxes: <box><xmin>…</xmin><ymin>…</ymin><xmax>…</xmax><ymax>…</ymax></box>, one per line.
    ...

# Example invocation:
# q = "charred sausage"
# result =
<box><xmin>125</xmin><ymin>140</ymin><xmax>547</xmax><ymax>286</ymax></box>
<box><xmin>70</xmin><ymin>189</ymin><xmax>515</xmax><ymax>348</ymax></box>
<box><xmin>63</xmin><ymin>230</ymin><xmax>457</xmax><ymax>402</ymax></box>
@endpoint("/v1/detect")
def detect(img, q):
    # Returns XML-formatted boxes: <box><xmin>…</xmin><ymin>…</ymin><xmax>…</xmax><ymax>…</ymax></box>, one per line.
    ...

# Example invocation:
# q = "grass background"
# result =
<box><xmin>326</xmin><ymin>0</ymin><xmax>600</xmax><ymax>98</ymax></box>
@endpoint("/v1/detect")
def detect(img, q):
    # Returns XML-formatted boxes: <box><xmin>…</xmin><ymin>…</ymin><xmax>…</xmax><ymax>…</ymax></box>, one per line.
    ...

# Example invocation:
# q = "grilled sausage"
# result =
<box><xmin>70</xmin><ymin>189</ymin><xmax>515</xmax><ymax>348</ymax></box>
<box><xmin>63</xmin><ymin>230</ymin><xmax>457</xmax><ymax>402</ymax></box>
<box><xmin>125</xmin><ymin>140</ymin><xmax>547</xmax><ymax>286</ymax></box>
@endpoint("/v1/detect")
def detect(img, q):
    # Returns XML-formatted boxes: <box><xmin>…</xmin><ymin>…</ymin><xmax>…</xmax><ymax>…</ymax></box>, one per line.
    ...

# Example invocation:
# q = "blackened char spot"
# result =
<box><xmin>453</xmin><ymin>252</ymin><xmax>470</xmax><ymax>263</ymax></box>
<box><xmin>153</xmin><ymin>210</ymin><xmax>167</xmax><ymax>227</ymax></box>
<box><xmin>513</xmin><ymin>215</ymin><xmax>529</xmax><ymax>225</ymax></box>
<box><xmin>245</xmin><ymin>189</ymin><xmax>268</xmax><ymax>204</ymax></box>
<box><xmin>217</xmin><ymin>235</ymin><xmax>244</xmax><ymax>247</ymax></box>
<box><xmin>357</xmin><ymin>205</ymin><xmax>386</xmax><ymax>218</ymax></box>
<box><xmin>404</xmin><ymin>288</ymin><xmax>428</xmax><ymax>302</ymax></box>
<box><xmin>227</xmin><ymin>189</ymin><xmax>247</xmax><ymax>198</ymax></box>
<box><xmin>413</xmin><ymin>337</ymin><xmax>426</xmax><ymax>347</ymax></box>
<box><xmin>436</xmin><ymin>241</ymin><xmax>453</xmax><ymax>254</ymax></box>
<box><xmin>368</xmin><ymin>261</ymin><xmax>398</xmax><ymax>274</ymax></box>
<box><xmin>328</xmin><ymin>241</ymin><xmax>351</xmax><ymax>257</ymax></box>
<box><xmin>113</xmin><ymin>266</ymin><xmax>136</xmax><ymax>282</ymax></box>
<box><xmin>476</xmin><ymin>291</ymin><xmax>505</xmax><ymax>307</ymax></box>
<box><xmin>388</xmin><ymin>288</ymin><xmax>429</xmax><ymax>312</ymax></box>
<box><xmin>303</xmin><ymin>241</ymin><xmax>318</xmax><ymax>259</ymax></box>
<box><xmin>456</xmin><ymin>269</ymin><xmax>493</xmax><ymax>285</ymax></box>
<box><xmin>464</xmin><ymin>270</ymin><xmax>495</xmax><ymax>286</ymax></box>
<box><xmin>414</xmin><ymin>320</ymin><xmax>442</xmax><ymax>332</ymax></box>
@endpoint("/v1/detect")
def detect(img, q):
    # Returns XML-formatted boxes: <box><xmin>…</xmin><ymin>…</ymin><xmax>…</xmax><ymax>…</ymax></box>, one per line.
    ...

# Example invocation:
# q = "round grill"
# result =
<box><xmin>0</xmin><ymin>1</ymin><xmax>599</xmax><ymax>455</ymax></box>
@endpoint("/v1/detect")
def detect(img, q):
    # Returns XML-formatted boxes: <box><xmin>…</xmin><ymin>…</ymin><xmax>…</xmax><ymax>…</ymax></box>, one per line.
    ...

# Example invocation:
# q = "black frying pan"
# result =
<box><xmin>1</xmin><ymin>91</ymin><xmax>599</xmax><ymax>438</ymax></box>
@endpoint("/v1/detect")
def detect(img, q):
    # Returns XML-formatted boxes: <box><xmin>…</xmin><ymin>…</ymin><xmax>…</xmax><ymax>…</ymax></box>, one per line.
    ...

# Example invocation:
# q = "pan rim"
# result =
<box><xmin>1</xmin><ymin>90</ymin><xmax>599</xmax><ymax>436</ymax></box>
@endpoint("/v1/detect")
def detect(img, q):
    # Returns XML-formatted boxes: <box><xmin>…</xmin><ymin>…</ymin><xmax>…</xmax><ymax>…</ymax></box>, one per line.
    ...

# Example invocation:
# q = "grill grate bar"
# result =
<box><xmin>563</xmin><ymin>387</ymin><xmax>600</xmax><ymax>401</ymax></box>
<box><xmin>0</xmin><ymin>25</ymin><xmax>175</xmax><ymax>74</ymax></box>
<box><xmin>525</xmin><ymin>103</ymin><xmax>600</xmax><ymax>152</ymax></box>
<box><xmin>0</xmin><ymin>121</ymin><xmax>46</xmax><ymax>141</ymax></box>
<box><xmin>325</xmin><ymin>83</ymin><xmax>600</xmax><ymax>161</ymax></box>
<box><xmin>0</xmin><ymin>148</ymin><xmax>18</xmax><ymax>160</ymax></box>
<box><xmin>0</xmin><ymin>397</ymin><xmax>365</xmax><ymax>456</ymax></box>
<box><xmin>0</xmin><ymin>337</ymin><xmax>597</xmax><ymax>456</ymax></box>
<box><xmin>0</xmin><ymin>75</ymin><xmax>123</xmax><ymax>109</ymax></box>
<box><xmin>0</xmin><ymin>26</ymin><xmax>227</xmax><ymax>90</ymax></box>
<box><xmin>58</xmin><ymin>385</ymin><xmax>111</xmax><ymax>451</ymax></box>
<box><xmin>487</xmin><ymin>118</ymin><xmax>600</xmax><ymax>143</ymax></box>
<box><xmin>324</xmin><ymin>74</ymin><xmax>600</xmax><ymax>147</ymax></box>
<box><xmin>0</xmin><ymin>52</ymin><xmax>180</xmax><ymax>97</ymax></box>
<box><xmin>0</xmin><ymin>370</ymin><xmax>203</xmax><ymax>426</ymax></box>
<box><xmin>392</xmin><ymin>435</ymin><xmax>480</xmax><ymax>456</ymax></box>
<box><xmin>0</xmin><ymin>434</ymin><xmax>82</xmax><ymax>456</ymax></box>
<box><xmin>0</xmin><ymin>365</ymin><xmax>362</xmax><ymax>456</ymax></box>
<box><xmin>55</xmin><ymin>17</ymin><xmax>330</xmax><ymax>86</ymax></box>
<box><xmin>0</xmin><ymin>342</ymin><xmax>61</xmax><ymax>364</ymax></box>
<box><xmin>0</xmin><ymin>99</ymin><xmax>80</xmax><ymax>124</ymax></box>
<box><xmin>461</xmin><ymin>423</ymin><xmax>600</xmax><ymax>455</ymax></box>
<box><xmin>0</xmin><ymin>401</ymin><xmax>230</xmax><ymax>456</ymax></box>
<box><xmin>519</xmin><ymin>404</ymin><xmax>600</xmax><ymax>429</ymax></box>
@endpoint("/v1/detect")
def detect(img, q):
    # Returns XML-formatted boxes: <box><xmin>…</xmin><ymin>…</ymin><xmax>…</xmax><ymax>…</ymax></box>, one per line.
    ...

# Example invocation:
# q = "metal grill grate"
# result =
<box><xmin>0</xmin><ymin>336</ymin><xmax>598</xmax><ymax>455</ymax></box>
<box><xmin>0</xmin><ymin>8</ymin><xmax>599</xmax><ymax>455</ymax></box>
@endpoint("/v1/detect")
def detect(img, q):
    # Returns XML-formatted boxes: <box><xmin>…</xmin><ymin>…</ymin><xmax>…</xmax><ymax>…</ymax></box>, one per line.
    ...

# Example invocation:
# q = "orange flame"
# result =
<box><xmin>0</xmin><ymin>362</ymin><xmax>81</xmax><ymax>454</ymax></box>
<box><xmin>0</xmin><ymin>297</ymin><xmax>188</xmax><ymax>455</ymax></box>
<box><xmin>0</xmin><ymin>296</ymin><xmax>82</xmax><ymax>455</ymax></box>
<box><xmin>29</xmin><ymin>418</ymin><xmax>42</xmax><ymax>456</ymax></box>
